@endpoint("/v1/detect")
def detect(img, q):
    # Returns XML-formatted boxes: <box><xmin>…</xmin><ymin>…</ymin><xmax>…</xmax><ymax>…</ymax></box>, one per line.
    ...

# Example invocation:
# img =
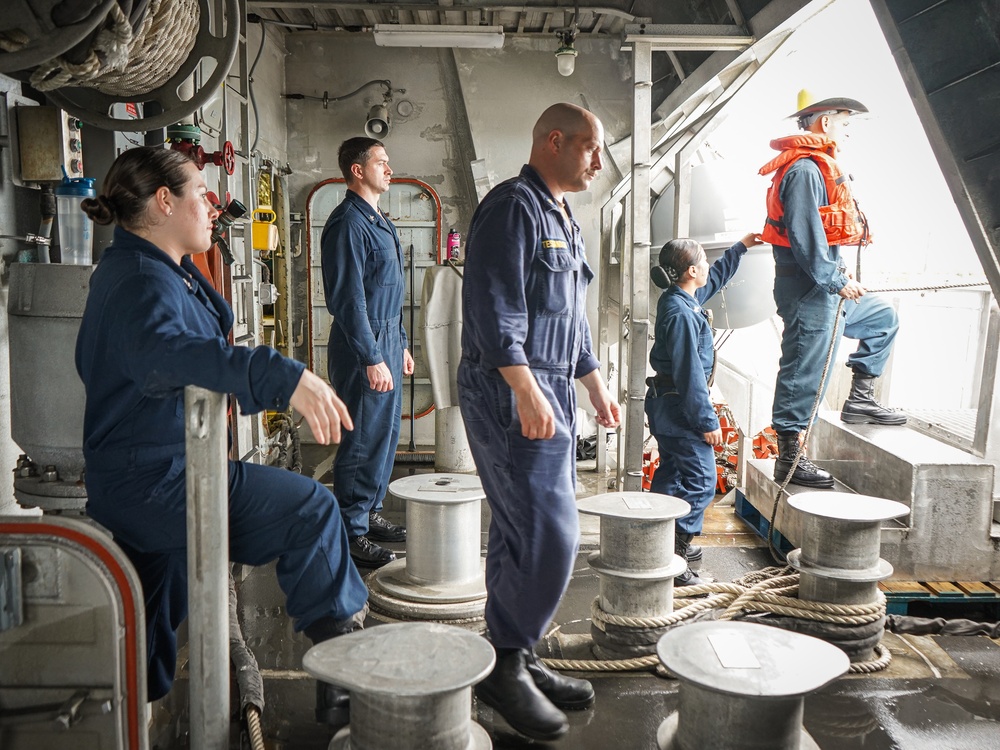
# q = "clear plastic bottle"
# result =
<box><xmin>55</xmin><ymin>176</ymin><xmax>96</xmax><ymax>265</ymax></box>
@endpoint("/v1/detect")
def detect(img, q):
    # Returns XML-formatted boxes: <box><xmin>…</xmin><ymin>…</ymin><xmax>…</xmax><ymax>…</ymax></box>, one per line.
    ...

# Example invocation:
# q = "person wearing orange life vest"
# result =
<box><xmin>760</xmin><ymin>96</ymin><xmax>907</xmax><ymax>489</ymax></box>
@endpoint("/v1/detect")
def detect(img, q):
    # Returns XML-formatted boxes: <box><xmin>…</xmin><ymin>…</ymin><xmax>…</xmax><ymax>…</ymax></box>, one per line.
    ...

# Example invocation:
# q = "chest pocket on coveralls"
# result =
<box><xmin>372</xmin><ymin>245</ymin><xmax>399</xmax><ymax>288</ymax></box>
<box><xmin>534</xmin><ymin>247</ymin><xmax>579</xmax><ymax>317</ymax></box>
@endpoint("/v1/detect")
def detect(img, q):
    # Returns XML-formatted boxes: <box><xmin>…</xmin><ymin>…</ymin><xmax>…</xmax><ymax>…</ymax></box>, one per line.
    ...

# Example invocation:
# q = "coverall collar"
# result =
<box><xmin>519</xmin><ymin>164</ymin><xmax>579</xmax><ymax>226</ymax></box>
<box><xmin>667</xmin><ymin>284</ymin><xmax>707</xmax><ymax>314</ymax></box>
<box><xmin>112</xmin><ymin>226</ymin><xmax>202</xmax><ymax>293</ymax></box>
<box><xmin>343</xmin><ymin>188</ymin><xmax>391</xmax><ymax>228</ymax></box>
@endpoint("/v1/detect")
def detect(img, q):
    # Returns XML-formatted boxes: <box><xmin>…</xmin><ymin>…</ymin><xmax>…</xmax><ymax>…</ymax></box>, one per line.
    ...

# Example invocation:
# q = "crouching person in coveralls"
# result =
<box><xmin>760</xmin><ymin>95</ymin><xmax>906</xmax><ymax>489</ymax></box>
<box><xmin>75</xmin><ymin>147</ymin><xmax>369</xmax><ymax>728</ymax></box>
<box><xmin>458</xmin><ymin>103</ymin><xmax>621</xmax><ymax>741</ymax></box>
<box><xmin>645</xmin><ymin>233</ymin><xmax>762</xmax><ymax>587</ymax></box>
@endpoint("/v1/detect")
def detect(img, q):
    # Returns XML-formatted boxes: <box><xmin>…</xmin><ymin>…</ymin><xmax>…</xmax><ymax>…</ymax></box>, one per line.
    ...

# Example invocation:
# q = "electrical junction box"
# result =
<box><xmin>15</xmin><ymin>105</ymin><xmax>85</xmax><ymax>182</ymax></box>
<box><xmin>259</xmin><ymin>282</ymin><xmax>279</xmax><ymax>306</ymax></box>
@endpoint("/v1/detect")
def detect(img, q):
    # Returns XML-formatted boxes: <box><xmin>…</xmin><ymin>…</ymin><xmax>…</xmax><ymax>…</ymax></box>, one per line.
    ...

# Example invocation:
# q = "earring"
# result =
<box><xmin>167</xmin><ymin>210</ymin><xmax>172</xmax><ymax>216</ymax></box>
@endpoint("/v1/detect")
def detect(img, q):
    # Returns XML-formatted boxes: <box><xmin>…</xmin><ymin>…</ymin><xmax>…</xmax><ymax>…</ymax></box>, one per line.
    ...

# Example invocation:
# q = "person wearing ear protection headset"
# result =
<box><xmin>760</xmin><ymin>96</ymin><xmax>907</xmax><ymax>491</ymax></box>
<box><xmin>645</xmin><ymin>232</ymin><xmax>762</xmax><ymax>586</ymax></box>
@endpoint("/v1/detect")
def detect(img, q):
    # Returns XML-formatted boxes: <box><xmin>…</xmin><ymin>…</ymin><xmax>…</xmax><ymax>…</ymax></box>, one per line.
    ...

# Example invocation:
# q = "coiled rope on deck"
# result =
<box><xmin>542</xmin><ymin>567</ymin><xmax>891</xmax><ymax>674</ymax></box>
<box><xmin>29</xmin><ymin>0</ymin><xmax>200</xmax><ymax>95</ymax></box>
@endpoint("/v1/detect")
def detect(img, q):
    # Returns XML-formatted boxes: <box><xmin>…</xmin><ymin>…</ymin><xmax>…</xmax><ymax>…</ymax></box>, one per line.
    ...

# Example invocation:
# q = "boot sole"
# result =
<box><xmin>349</xmin><ymin>553</ymin><xmax>396</xmax><ymax>568</ymax></box>
<box><xmin>476</xmin><ymin>688</ymin><xmax>569</xmax><ymax>741</ymax></box>
<box><xmin>366</xmin><ymin>529</ymin><xmax>407</xmax><ymax>542</ymax></box>
<box><xmin>785</xmin><ymin>477</ymin><xmax>834</xmax><ymax>489</ymax></box>
<box><xmin>840</xmin><ymin>413</ymin><xmax>908</xmax><ymax>426</ymax></box>
<box><xmin>552</xmin><ymin>696</ymin><xmax>595</xmax><ymax>710</ymax></box>
<box><xmin>773</xmin><ymin>472</ymin><xmax>834</xmax><ymax>489</ymax></box>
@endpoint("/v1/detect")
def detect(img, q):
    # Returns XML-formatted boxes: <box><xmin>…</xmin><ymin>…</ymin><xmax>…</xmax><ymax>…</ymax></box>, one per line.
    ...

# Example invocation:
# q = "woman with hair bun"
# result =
<box><xmin>75</xmin><ymin>147</ymin><xmax>368</xmax><ymax>725</ymax></box>
<box><xmin>645</xmin><ymin>231</ymin><xmax>762</xmax><ymax>586</ymax></box>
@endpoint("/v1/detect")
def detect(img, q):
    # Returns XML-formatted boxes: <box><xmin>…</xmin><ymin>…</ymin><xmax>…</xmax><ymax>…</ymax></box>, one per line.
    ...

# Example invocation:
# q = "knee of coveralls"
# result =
<box><xmin>842</xmin><ymin>293</ymin><xmax>899</xmax><ymax>377</ymax></box>
<box><xmin>227</xmin><ymin>461</ymin><xmax>369</xmax><ymax>630</ymax></box>
<box><xmin>458</xmin><ymin>368</ymin><xmax>580</xmax><ymax>648</ymax></box>
<box><xmin>329</xmin><ymin>322</ymin><xmax>404</xmax><ymax>537</ymax></box>
<box><xmin>772</xmin><ymin>276</ymin><xmax>845</xmax><ymax>434</ymax></box>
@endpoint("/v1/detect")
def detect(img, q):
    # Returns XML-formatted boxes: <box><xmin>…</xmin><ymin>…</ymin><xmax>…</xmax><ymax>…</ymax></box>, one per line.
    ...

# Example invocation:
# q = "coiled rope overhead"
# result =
<box><xmin>4</xmin><ymin>0</ymin><xmax>240</xmax><ymax>131</ymax></box>
<box><xmin>29</xmin><ymin>0</ymin><xmax>200</xmax><ymax>96</ymax></box>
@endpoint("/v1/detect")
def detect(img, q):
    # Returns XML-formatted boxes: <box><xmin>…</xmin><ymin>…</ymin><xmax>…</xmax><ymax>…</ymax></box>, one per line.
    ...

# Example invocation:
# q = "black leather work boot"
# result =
<box><xmin>524</xmin><ymin>650</ymin><xmax>595</xmax><ymax>709</ymax></box>
<box><xmin>773</xmin><ymin>433</ymin><xmax>834</xmax><ymax>489</ymax></box>
<box><xmin>683</xmin><ymin>537</ymin><xmax>703</xmax><ymax>566</ymax></box>
<box><xmin>840</xmin><ymin>370</ymin><xmax>908</xmax><ymax>425</ymax></box>
<box><xmin>314</xmin><ymin>682</ymin><xmax>350</xmax><ymax>729</ymax></box>
<box><xmin>475</xmin><ymin>647</ymin><xmax>569</xmax><ymax>741</ymax></box>
<box><xmin>673</xmin><ymin>533</ymin><xmax>704</xmax><ymax>587</ymax></box>
<box><xmin>349</xmin><ymin>534</ymin><xmax>395</xmax><ymax>567</ymax></box>
<box><xmin>367</xmin><ymin>510</ymin><xmax>406</xmax><ymax>542</ymax></box>
<box><xmin>305</xmin><ymin>604</ymin><xmax>369</xmax><ymax>729</ymax></box>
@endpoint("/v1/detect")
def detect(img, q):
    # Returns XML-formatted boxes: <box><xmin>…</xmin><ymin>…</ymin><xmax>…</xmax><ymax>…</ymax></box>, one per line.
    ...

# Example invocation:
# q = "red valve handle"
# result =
<box><xmin>211</xmin><ymin>141</ymin><xmax>236</xmax><ymax>175</ymax></box>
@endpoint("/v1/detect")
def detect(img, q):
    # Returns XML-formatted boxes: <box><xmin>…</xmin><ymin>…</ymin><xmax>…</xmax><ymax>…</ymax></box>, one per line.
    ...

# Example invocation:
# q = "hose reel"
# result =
<box><xmin>1</xmin><ymin>0</ymin><xmax>240</xmax><ymax>132</ymax></box>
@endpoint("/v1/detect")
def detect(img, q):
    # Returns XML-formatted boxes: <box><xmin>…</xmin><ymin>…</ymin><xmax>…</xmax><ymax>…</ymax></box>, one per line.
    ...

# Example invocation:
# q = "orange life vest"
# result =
<box><xmin>758</xmin><ymin>134</ymin><xmax>869</xmax><ymax>247</ymax></box>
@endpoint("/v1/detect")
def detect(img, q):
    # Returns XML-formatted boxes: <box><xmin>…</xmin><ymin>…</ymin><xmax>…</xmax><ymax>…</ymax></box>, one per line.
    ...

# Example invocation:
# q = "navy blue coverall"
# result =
<box><xmin>458</xmin><ymin>165</ymin><xmax>600</xmax><ymax>650</ymax></box>
<box><xmin>321</xmin><ymin>190</ymin><xmax>408</xmax><ymax>538</ymax></box>
<box><xmin>772</xmin><ymin>158</ymin><xmax>899</xmax><ymax>434</ymax></box>
<box><xmin>76</xmin><ymin>228</ymin><xmax>368</xmax><ymax>700</ymax></box>
<box><xmin>645</xmin><ymin>241</ymin><xmax>747</xmax><ymax>535</ymax></box>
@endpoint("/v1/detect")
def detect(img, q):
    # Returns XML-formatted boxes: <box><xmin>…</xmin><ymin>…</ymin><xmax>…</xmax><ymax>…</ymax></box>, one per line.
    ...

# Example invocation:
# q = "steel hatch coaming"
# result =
<box><xmin>0</xmin><ymin>517</ymin><xmax>148</xmax><ymax>749</ymax></box>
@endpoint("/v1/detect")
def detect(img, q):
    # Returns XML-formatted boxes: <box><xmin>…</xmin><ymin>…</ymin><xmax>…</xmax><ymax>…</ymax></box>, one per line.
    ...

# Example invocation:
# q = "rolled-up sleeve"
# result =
<box><xmin>463</xmin><ymin>196</ymin><xmax>534</xmax><ymax>370</ymax></box>
<box><xmin>781</xmin><ymin>161</ymin><xmax>849</xmax><ymax>294</ymax></box>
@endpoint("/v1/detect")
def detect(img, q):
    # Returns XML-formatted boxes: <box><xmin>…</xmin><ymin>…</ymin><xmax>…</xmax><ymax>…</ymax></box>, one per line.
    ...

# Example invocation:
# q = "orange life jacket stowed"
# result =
<box><xmin>758</xmin><ymin>134</ymin><xmax>869</xmax><ymax>247</ymax></box>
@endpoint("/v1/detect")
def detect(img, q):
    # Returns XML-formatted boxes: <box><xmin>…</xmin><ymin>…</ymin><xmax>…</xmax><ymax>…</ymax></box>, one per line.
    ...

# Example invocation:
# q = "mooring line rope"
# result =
<box><xmin>542</xmin><ymin>568</ymin><xmax>891</xmax><ymax>674</ymax></box>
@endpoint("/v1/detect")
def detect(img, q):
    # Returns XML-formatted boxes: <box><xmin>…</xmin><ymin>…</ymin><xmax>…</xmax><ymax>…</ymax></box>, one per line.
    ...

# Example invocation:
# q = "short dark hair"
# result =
<box><xmin>338</xmin><ymin>137</ymin><xmax>384</xmax><ymax>182</ymax></box>
<box><xmin>81</xmin><ymin>146</ymin><xmax>196</xmax><ymax>230</ymax></box>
